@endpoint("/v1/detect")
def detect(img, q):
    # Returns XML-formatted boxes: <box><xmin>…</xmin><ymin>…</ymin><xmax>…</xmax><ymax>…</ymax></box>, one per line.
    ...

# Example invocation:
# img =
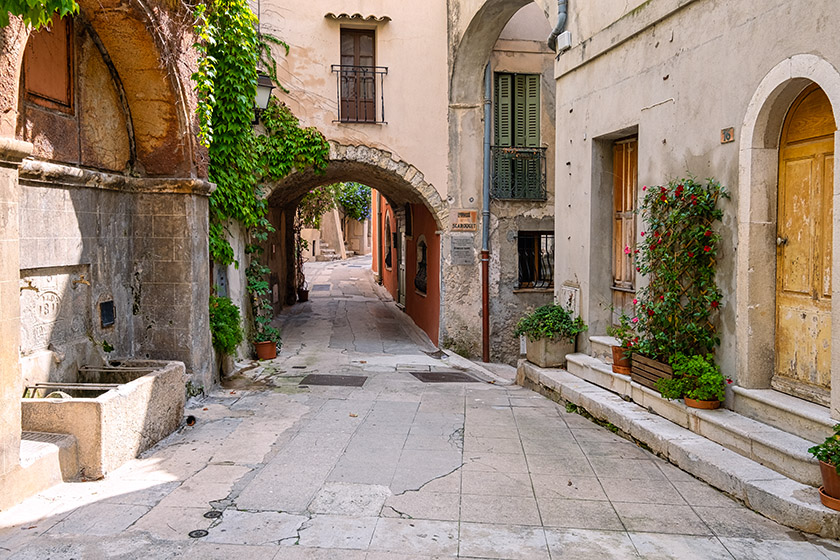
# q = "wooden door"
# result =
<box><xmin>340</xmin><ymin>29</ymin><xmax>375</xmax><ymax>122</ymax></box>
<box><xmin>774</xmin><ymin>85</ymin><xmax>836</xmax><ymax>405</ymax></box>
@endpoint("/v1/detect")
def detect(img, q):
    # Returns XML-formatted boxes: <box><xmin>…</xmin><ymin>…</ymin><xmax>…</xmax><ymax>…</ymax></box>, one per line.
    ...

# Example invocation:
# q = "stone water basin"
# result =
<box><xmin>21</xmin><ymin>359</ymin><xmax>185</xmax><ymax>479</ymax></box>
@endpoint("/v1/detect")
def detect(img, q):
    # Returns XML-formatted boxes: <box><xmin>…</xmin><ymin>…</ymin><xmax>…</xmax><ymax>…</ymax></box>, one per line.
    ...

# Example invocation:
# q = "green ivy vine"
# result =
<box><xmin>1</xmin><ymin>0</ymin><xmax>78</xmax><ymax>29</ymax></box>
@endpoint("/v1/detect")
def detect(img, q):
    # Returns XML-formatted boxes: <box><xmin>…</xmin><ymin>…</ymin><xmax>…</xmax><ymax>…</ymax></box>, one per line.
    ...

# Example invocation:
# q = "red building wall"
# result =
<box><xmin>371</xmin><ymin>191</ymin><xmax>440</xmax><ymax>345</ymax></box>
<box><xmin>405</xmin><ymin>204</ymin><xmax>440</xmax><ymax>346</ymax></box>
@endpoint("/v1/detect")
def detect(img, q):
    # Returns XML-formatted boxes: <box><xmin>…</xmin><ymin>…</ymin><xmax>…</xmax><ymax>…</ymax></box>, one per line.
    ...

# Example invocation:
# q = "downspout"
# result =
<box><xmin>481</xmin><ymin>63</ymin><xmax>492</xmax><ymax>363</ymax></box>
<box><xmin>377</xmin><ymin>193</ymin><xmax>383</xmax><ymax>283</ymax></box>
<box><xmin>547</xmin><ymin>0</ymin><xmax>568</xmax><ymax>51</ymax></box>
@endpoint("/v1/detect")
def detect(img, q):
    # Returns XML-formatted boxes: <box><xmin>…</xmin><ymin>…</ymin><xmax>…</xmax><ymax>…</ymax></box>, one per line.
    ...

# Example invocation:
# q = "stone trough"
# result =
<box><xmin>21</xmin><ymin>359</ymin><xmax>185</xmax><ymax>479</ymax></box>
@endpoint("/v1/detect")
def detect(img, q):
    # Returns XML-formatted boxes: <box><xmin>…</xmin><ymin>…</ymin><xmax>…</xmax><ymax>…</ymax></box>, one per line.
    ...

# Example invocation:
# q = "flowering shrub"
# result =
<box><xmin>606</xmin><ymin>313</ymin><xmax>639</xmax><ymax>352</ymax></box>
<box><xmin>633</xmin><ymin>177</ymin><xmax>728</xmax><ymax>360</ymax></box>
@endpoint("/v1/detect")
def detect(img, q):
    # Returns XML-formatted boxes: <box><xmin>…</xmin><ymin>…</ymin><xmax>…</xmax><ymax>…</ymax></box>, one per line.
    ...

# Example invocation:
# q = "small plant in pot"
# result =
<box><xmin>655</xmin><ymin>353</ymin><xmax>728</xmax><ymax>409</ymax></box>
<box><xmin>808</xmin><ymin>425</ymin><xmax>840</xmax><ymax>510</ymax></box>
<box><xmin>253</xmin><ymin>324</ymin><xmax>281</xmax><ymax>360</ymax></box>
<box><xmin>247</xmin><ymin>259</ymin><xmax>282</xmax><ymax>360</ymax></box>
<box><xmin>514</xmin><ymin>304</ymin><xmax>587</xmax><ymax>368</ymax></box>
<box><xmin>606</xmin><ymin>313</ymin><xmax>638</xmax><ymax>375</ymax></box>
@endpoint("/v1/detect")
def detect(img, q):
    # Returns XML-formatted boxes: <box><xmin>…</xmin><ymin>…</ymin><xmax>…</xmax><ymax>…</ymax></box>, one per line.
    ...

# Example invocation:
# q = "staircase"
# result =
<box><xmin>518</xmin><ymin>337</ymin><xmax>840</xmax><ymax>537</ymax></box>
<box><xmin>315</xmin><ymin>241</ymin><xmax>341</xmax><ymax>262</ymax></box>
<box><xmin>0</xmin><ymin>432</ymin><xmax>79</xmax><ymax>510</ymax></box>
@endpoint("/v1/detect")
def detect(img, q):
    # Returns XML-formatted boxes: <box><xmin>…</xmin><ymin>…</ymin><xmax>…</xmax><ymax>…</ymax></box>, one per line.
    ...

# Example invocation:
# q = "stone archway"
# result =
<box><xmin>268</xmin><ymin>141</ymin><xmax>449</xmax><ymax>228</ymax></box>
<box><xmin>736</xmin><ymin>54</ymin><xmax>840</xmax><ymax>415</ymax></box>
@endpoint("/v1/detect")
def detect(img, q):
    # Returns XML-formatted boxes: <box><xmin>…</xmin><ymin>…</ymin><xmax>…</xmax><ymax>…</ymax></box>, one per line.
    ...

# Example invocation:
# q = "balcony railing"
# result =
<box><xmin>491</xmin><ymin>146</ymin><xmax>547</xmax><ymax>201</ymax></box>
<box><xmin>331</xmin><ymin>65</ymin><xmax>388</xmax><ymax>124</ymax></box>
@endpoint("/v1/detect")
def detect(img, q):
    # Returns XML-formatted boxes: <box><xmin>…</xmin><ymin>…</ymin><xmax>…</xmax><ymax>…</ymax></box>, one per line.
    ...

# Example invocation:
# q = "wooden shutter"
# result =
<box><xmin>339</xmin><ymin>29</ymin><xmax>375</xmax><ymax>122</ymax></box>
<box><xmin>495</xmin><ymin>74</ymin><xmax>512</xmax><ymax>147</ymax></box>
<box><xmin>524</xmin><ymin>74</ymin><xmax>540</xmax><ymax>147</ymax></box>
<box><xmin>612</xmin><ymin>139</ymin><xmax>638</xmax><ymax>313</ymax></box>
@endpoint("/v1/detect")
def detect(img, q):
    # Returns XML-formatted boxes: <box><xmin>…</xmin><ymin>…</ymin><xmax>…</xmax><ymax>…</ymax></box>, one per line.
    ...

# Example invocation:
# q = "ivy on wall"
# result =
<box><xmin>1</xmin><ymin>0</ymin><xmax>78</xmax><ymax>28</ymax></box>
<box><xmin>193</xmin><ymin>0</ymin><xmax>329</xmax><ymax>265</ymax></box>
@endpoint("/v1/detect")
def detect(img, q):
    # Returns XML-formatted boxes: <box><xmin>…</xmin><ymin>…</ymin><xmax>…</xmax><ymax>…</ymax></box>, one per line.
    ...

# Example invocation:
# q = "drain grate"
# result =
<box><xmin>410</xmin><ymin>370</ymin><xmax>480</xmax><ymax>383</ymax></box>
<box><xmin>312</xmin><ymin>284</ymin><xmax>331</xmax><ymax>291</ymax></box>
<box><xmin>300</xmin><ymin>374</ymin><xmax>368</xmax><ymax>387</ymax></box>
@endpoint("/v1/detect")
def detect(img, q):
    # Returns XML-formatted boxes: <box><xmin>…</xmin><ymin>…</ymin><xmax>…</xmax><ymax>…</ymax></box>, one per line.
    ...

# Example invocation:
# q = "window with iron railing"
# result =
<box><xmin>492</xmin><ymin>73</ymin><xmax>546</xmax><ymax>200</ymax></box>
<box><xmin>517</xmin><ymin>232</ymin><xmax>554</xmax><ymax>289</ymax></box>
<box><xmin>333</xmin><ymin>29</ymin><xmax>387</xmax><ymax>123</ymax></box>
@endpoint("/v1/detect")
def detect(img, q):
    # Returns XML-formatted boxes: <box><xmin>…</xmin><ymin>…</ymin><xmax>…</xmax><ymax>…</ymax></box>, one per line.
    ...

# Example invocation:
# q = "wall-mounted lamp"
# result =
<box><xmin>254</xmin><ymin>72</ymin><xmax>275</xmax><ymax>123</ymax></box>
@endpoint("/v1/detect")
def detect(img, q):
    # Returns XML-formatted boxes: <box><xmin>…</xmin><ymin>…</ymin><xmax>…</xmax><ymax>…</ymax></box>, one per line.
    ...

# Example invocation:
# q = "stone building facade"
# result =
<box><xmin>552</xmin><ymin>0</ymin><xmax>840</xmax><ymax>417</ymax></box>
<box><xmin>0</xmin><ymin>1</ymin><xmax>211</xmax><ymax>508</ymax></box>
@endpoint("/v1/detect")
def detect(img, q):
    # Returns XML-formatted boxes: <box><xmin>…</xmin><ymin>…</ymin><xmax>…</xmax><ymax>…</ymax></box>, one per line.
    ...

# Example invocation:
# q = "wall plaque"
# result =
<box><xmin>451</xmin><ymin>209</ymin><xmax>478</xmax><ymax>232</ymax></box>
<box><xmin>451</xmin><ymin>235</ymin><xmax>475</xmax><ymax>266</ymax></box>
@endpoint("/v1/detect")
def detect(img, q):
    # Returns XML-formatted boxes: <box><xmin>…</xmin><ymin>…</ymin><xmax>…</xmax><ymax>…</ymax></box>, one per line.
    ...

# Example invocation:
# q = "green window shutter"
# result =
<box><xmin>514</xmin><ymin>74</ymin><xmax>528</xmax><ymax>147</ymax></box>
<box><xmin>495</xmin><ymin>73</ymin><xmax>512</xmax><ymax>147</ymax></box>
<box><xmin>525</xmin><ymin>74</ymin><xmax>540</xmax><ymax>148</ymax></box>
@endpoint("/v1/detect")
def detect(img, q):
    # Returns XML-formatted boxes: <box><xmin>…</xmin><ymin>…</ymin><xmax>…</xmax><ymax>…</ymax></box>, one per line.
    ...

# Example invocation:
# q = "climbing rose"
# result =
<box><xmin>624</xmin><ymin>246</ymin><xmax>631</xmax><ymax>255</ymax></box>
<box><xmin>632</xmin><ymin>298</ymin><xmax>638</xmax><ymax>305</ymax></box>
<box><xmin>704</xmin><ymin>246</ymin><xmax>711</xmax><ymax>252</ymax></box>
<box><xmin>711</xmin><ymin>301</ymin><xmax>719</xmax><ymax>309</ymax></box>
<box><xmin>705</xmin><ymin>230</ymin><xmax>712</xmax><ymax>236</ymax></box>
<box><xmin>631</xmin><ymin>317</ymin><xmax>639</xmax><ymax>324</ymax></box>
<box><xmin>641</xmin><ymin>231</ymin><xmax>645</xmax><ymax>237</ymax></box>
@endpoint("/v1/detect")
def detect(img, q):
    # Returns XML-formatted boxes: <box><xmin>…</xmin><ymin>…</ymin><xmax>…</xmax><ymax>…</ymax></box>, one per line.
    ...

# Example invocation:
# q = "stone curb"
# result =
<box><xmin>517</xmin><ymin>360</ymin><xmax>840</xmax><ymax>538</ymax></box>
<box><xmin>442</xmin><ymin>351</ymin><xmax>514</xmax><ymax>386</ymax></box>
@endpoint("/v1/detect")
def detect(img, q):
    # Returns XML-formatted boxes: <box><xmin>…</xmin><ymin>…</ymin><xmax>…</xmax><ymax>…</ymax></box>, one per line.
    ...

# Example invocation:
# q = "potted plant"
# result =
<box><xmin>606</xmin><ymin>313</ymin><xmax>637</xmax><ymax>375</ymax></box>
<box><xmin>808</xmin><ymin>425</ymin><xmax>840</xmax><ymax>511</ymax></box>
<box><xmin>515</xmin><ymin>304</ymin><xmax>587</xmax><ymax>368</ymax></box>
<box><xmin>655</xmin><ymin>353</ymin><xmax>728</xmax><ymax>409</ymax></box>
<box><xmin>247</xmin><ymin>258</ymin><xmax>282</xmax><ymax>360</ymax></box>
<box><xmin>254</xmin><ymin>324</ymin><xmax>281</xmax><ymax>360</ymax></box>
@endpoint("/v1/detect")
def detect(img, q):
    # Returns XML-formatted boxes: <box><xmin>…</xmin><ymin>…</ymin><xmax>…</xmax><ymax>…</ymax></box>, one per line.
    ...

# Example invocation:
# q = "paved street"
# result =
<box><xmin>2</xmin><ymin>257</ymin><xmax>839</xmax><ymax>559</ymax></box>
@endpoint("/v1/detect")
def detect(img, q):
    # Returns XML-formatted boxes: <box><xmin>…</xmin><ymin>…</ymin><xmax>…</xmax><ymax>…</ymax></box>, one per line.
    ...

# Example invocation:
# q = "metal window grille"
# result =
<box><xmin>517</xmin><ymin>232</ymin><xmax>554</xmax><ymax>289</ymax></box>
<box><xmin>332</xmin><ymin>65</ymin><xmax>388</xmax><ymax>124</ymax></box>
<box><xmin>491</xmin><ymin>147</ymin><xmax>547</xmax><ymax>201</ymax></box>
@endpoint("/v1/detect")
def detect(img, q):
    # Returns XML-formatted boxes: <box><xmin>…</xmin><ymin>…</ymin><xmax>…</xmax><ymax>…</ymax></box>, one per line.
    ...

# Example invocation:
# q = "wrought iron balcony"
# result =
<box><xmin>491</xmin><ymin>146</ymin><xmax>547</xmax><ymax>201</ymax></box>
<box><xmin>331</xmin><ymin>65</ymin><xmax>388</xmax><ymax>124</ymax></box>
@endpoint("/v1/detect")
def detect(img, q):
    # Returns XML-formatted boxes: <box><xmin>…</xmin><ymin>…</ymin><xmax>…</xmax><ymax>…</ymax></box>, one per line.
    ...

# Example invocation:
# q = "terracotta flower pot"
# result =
<box><xmin>684</xmin><ymin>397</ymin><xmax>721</xmax><ymax>409</ymax></box>
<box><xmin>255</xmin><ymin>340</ymin><xmax>277</xmax><ymax>360</ymax></box>
<box><xmin>819</xmin><ymin>461</ymin><xmax>840</xmax><ymax>509</ymax></box>
<box><xmin>611</xmin><ymin>346</ymin><xmax>631</xmax><ymax>375</ymax></box>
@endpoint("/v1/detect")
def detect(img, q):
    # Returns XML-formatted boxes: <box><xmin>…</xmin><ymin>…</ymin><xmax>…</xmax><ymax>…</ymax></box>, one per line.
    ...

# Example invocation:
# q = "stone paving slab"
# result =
<box><xmin>3</xmin><ymin>257</ymin><xmax>840</xmax><ymax>559</ymax></box>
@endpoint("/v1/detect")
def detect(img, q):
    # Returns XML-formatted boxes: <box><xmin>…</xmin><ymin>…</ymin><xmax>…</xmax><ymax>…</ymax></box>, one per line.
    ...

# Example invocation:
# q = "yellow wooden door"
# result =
<box><xmin>612</xmin><ymin>138</ymin><xmax>637</xmax><ymax>316</ymax></box>
<box><xmin>774</xmin><ymin>85</ymin><xmax>836</xmax><ymax>405</ymax></box>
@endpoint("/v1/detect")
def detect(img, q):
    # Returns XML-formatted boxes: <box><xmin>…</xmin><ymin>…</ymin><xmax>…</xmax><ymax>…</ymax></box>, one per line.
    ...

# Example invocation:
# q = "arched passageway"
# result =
<box><xmin>265</xmin><ymin>143</ymin><xmax>447</xmax><ymax>345</ymax></box>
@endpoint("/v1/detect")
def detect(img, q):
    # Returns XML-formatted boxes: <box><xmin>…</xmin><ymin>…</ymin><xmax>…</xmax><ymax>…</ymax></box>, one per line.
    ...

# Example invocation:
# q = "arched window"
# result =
<box><xmin>414</xmin><ymin>235</ymin><xmax>428</xmax><ymax>294</ymax></box>
<box><xmin>384</xmin><ymin>212</ymin><xmax>393</xmax><ymax>269</ymax></box>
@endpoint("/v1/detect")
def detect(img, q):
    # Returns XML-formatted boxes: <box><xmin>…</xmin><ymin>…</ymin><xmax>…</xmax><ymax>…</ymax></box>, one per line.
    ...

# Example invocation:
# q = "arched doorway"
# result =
<box><xmin>774</xmin><ymin>85</ymin><xmax>836</xmax><ymax>405</ymax></box>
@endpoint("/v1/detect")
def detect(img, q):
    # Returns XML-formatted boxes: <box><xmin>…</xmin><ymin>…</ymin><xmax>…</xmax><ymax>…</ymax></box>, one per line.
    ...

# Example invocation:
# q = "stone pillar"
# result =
<box><xmin>0</xmin><ymin>137</ymin><xmax>32</xmax><ymax>479</ymax></box>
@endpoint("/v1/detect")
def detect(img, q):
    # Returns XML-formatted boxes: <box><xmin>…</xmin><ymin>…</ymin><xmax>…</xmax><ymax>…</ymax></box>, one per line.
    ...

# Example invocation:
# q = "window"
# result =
<box><xmin>612</xmin><ymin>138</ymin><xmax>638</xmax><ymax>313</ymax></box>
<box><xmin>517</xmin><ymin>232</ymin><xmax>554</xmax><ymax>289</ymax></box>
<box><xmin>24</xmin><ymin>16</ymin><xmax>73</xmax><ymax>112</ymax></box>
<box><xmin>414</xmin><ymin>235</ymin><xmax>427</xmax><ymax>295</ymax></box>
<box><xmin>336</xmin><ymin>29</ymin><xmax>379</xmax><ymax>123</ymax></box>
<box><xmin>492</xmin><ymin>73</ymin><xmax>546</xmax><ymax>200</ymax></box>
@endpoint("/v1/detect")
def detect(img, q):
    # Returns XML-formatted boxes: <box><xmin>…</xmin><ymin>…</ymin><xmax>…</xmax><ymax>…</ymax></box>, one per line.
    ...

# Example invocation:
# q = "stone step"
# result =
<box><xmin>565</xmin><ymin>353</ymin><xmax>820</xmax><ymax>487</ymax></box>
<box><xmin>589</xmin><ymin>335</ymin><xmax>618</xmax><ymax>365</ymax></box>
<box><xmin>1</xmin><ymin>432</ymin><xmax>79</xmax><ymax>509</ymax></box>
<box><xmin>731</xmin><ymin>386</ymin><xmax>834</xmax><ymax>444</ymax></box>
<box><xmin>518</xmin><ymin>359</ymin><xmax>840</xmax><ymax>538</ymax></box>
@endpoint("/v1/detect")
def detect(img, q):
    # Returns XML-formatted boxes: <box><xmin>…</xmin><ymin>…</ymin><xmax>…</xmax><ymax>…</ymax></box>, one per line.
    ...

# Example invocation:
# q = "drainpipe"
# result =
<box><xmin>547</xmin><ymin>0</ymin><xmax>568</xmax><ymax>51</ymax></box>
<box><xmin>481</xmin><ymin>63</ymin><xmax>492</xmax><ymax>363</ymax></box>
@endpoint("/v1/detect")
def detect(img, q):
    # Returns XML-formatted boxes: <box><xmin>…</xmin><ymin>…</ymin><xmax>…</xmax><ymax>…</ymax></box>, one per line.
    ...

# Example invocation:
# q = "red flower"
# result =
<box><xmin>704</xmin><ymin>246</ymin><xmax>711</xmax><ymax>252</ymax></box>
<box><xmin>726</xmin><ymin>378</ymin><xmax>733</xmax><ymax>384</ymax></box>
<box><xmin>704</xmin><ymin>230</ymin><xmax>712</xmax><ymax>237</ymax></box>
<box><xmin>648</xmin><ymin>309</ymin><xmax>654</xmax><ymax>316</ymax></box>
<box><xmin>659</xmin><ymin>295</ymin><xmax>664</xmax><ymax>301</ymax></box>
<box><xmin>661</xmin><ymin>195</ymin><xmax>668</xmax><ymax>202</ymax></box>
<box><xmin>687</xmin><ymin>251</ymin><xmax>694</xmax><ymax>257</ymax></box>
<box><xmin>641</xmin><ymin>231</ymin><xmax>646</xmax><ymax>237</ymax></box>
<box><xmin>654</xmin><ymin>231</ymin><xmax>660</xmax><ymax>237</ymax></box>
<box><xmin>660</xmin><ymin>186</ymin><xmax>667</xmax><ymax>193</ymax></box>
<box><xmin>642</xmin><ymin>185</ymin><xmax>647</xmax><ymax>191</ymax></box>
<box><xmin>711</xmin><ymin>301</ymin><xmax>719</xmax><ymax>309</ymax></box>
<box><xmin>636</xmin><ymin>267</ymin><xmax>641</xmax><ymax>272</ymax></box>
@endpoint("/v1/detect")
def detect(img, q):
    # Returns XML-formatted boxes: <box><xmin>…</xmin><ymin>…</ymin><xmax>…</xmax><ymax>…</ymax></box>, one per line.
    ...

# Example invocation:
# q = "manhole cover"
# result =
<box><xmin>312</xmin><ymin>284</ymin><xmax>331</xmax><ymax>291</ymax></box>
<box><xmin>410</xmin><ymin>371</ymin><xmax>480</xmax><ymax>383</ymax></box>
<box><xmin>203</xmin><ymin>511</ymin><xmax>222</xmax><ymax>519</ymax></box>
<box><xmin>300</xmin><ymin>374</ymin><xmax>368</xmax><ymax>387</ymax></box>
<box><xmin>188</xmin><ymin>530</ymin><xmax>209</xmax><ymax>538</ymax></box>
